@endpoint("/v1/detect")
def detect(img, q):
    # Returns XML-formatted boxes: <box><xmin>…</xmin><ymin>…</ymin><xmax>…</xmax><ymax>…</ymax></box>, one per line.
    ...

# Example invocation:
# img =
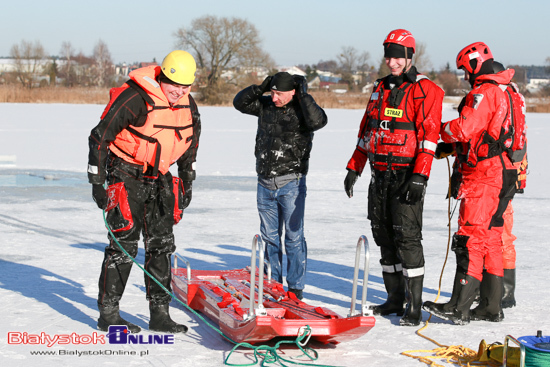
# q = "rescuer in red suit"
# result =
<box><xmin>423</xmin><ymin>43</ymin><xmax>518</xmax><ymax>325</ymax></box>
<box><xmin>344</xmin><ymin>29</ymin><xmax>444</xmax><ymax>326</ymax></box>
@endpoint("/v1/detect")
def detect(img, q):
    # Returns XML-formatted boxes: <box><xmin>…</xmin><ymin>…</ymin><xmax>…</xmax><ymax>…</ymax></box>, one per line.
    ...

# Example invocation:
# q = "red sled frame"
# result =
<box><xmin>171</xmin><ymin>235</ymin><xmax>375</xmax><ymax>345</ymax></box>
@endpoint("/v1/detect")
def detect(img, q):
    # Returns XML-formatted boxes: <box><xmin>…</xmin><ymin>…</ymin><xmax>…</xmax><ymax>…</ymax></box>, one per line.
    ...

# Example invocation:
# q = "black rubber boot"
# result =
<box><xmin>149</xmin><ymin>303</ymin><xmax>188</xmax><ymax>333</ymax></box>
<box><xmin>98</xmin><ymin>306</ymin><xmax>141</xmax><ymax>333</ymax></box>
<box><xmin>422</xmin><ymin>268</ymin><xmax>463</xmax><ymax>314</ymax></box>
<box><xmin>501</xmin><ymin>268</ymin><xmax>516</xmax><ymax>309</ymax></box>
<box><xmin>369</xmin><ymin>271</ymin><xmax>405</xmax><ymax>316</ymax></box>
<box><xmin>423</xmin><ymin>273</ymin><xmax>480</xmax><ymax>325</ymax></box>
<box><xmin>471</xmin><ymin>273</ymin><xmax>504</xmax><ymax>322</ymax></box>
<box><xmin>400</xmin><ymin>275</ymin><xmax>423</xmax><ymax>326</ymax></box>
<box><xmin>288</xmin><ymin>288</ymin><xmax>303</xmax><ymax>300</ymax></box>
<box><xmin>97</xmin><ymin>240</ymin><xmax>137</xmax><ymax>313</ymax></box>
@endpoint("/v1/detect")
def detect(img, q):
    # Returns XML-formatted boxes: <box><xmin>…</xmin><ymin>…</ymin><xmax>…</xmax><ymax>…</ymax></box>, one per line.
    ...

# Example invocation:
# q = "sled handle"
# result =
<box><xmin>249</xmin><ymin>234</ymin><xmax>267</xmax><ymax>318</ymax></box>
<box><xmin>504</xmin><ymin>335</ymin><xmax>526</xmax><ymax>367</ymax></box>
<box><xmin>349</xmin><ymin>235</ymin><xmax>370</xmax><ymax>317</ymax></box>
<box><xmin>173</xmin><ymin>254</ymin><xmax>192</xmax><ymax>283</ymax></box>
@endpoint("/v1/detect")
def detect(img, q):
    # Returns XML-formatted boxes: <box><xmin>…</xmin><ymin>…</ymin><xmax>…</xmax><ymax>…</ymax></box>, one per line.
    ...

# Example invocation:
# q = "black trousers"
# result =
<box><xmin>98</xmin><ymin>157</ymin><xmax>176</xmax><ymax>309</ymax></box>
<box><xmin>368</xmin><ymin>168</ymin><xmax>425</xmax><ymax>273</ymax></box>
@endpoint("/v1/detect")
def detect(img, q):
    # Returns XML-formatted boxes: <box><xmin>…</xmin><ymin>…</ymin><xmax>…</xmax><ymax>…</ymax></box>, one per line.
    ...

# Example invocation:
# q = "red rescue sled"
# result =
<box><xmin>171</xmin><ymin>235</ymin><xmax>375</xmax><ymax>345</ymax></box>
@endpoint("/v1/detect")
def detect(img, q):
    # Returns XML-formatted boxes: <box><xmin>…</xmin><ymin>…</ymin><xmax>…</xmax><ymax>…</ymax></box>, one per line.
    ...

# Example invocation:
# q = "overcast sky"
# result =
<box><xmin>3</xmin><ymin>0</ymin><xmax>548</xmax><ymax>71</ymax></box>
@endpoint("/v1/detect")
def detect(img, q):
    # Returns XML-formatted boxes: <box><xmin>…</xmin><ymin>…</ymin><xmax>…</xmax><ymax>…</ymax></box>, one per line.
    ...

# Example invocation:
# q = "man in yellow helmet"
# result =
<box><xmin>87</xmin><ymin>50</ymin><xmax>201</xmax><ymax>334</ymax></box>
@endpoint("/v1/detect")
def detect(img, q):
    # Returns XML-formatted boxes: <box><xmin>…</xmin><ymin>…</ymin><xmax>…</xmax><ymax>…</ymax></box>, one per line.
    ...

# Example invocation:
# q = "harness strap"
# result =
<box><xmin>153</xmin><ymin>123</ymin><xmax>193</xmax><ymax>141</ymax></box>
<box><xmin>125</xmin><ymin>127</ymin><xmax>161</xmax><ymax>177</ymax></box>
<box><xmin>368</xmin><ymin>152</ymin><xmax>415</xmax><ymax>165</ymax></box>
<box><xmin>368</xmin><ymin>118</ymin><xmax>416</xmax><ymax>131</ymax></box>
<box><xmin>473</xmin><ymin>87</ymin><xmax>512</xmax><ymax>164</ymax></box>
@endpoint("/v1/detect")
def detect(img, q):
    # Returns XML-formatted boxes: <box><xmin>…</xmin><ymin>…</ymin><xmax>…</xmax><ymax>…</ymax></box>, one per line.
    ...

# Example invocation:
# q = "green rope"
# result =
<box><xmin>524</xmin><ymin>347</ymin><xmax>550</xmax><ymax>366</ymax></box>
<box><xmin>224</xmin><ymin>327</ymin><xmax>332</xmax><ymax>367</ymax></box>
<box><xmin>101</xmin><ymin>210</ymin><xmax>338</xmax><ymax>367</ymax></box>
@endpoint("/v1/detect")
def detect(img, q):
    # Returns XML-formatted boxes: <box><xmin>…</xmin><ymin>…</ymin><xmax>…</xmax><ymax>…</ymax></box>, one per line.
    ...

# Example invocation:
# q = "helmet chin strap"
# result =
<box><xmin>401</xmin><ymin>46</ymin><xmax>412</xmax><ymax>75</ymax></box>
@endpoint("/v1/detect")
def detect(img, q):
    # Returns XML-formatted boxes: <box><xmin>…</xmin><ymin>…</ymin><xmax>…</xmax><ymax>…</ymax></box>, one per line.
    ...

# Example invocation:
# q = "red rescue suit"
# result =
<box><xmin>502</xmin><ymin>152</ymin><xmax>528</xmax><ymax>269</ymax></box>
<box><xmin>346</xmin><ymin>68</ymin><xmax>443</xmax><ymax>277</ymax></box>
<box><xmin>347</xmin><ymin>73</ymin><xmax>442</xmax><ymax>178</ymax></box>
<box><xmin>441</xmin><ymin>69</ymin><xmax>517</xmax><ymax>281</ymax></box>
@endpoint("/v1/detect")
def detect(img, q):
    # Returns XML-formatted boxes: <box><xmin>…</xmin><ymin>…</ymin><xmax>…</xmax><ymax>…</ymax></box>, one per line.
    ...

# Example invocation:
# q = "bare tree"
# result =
<box><xmin>315</xmin><ymin>60</ymin><xmax>339</xmax><ymax>73</ymax></box>
<box><xmin>436</xmin><ymin>69</ymin><xmax>461</xmax><ymax>96</ymax></box>
<box><xmin>413</xmin><ymin>42</ymin><xmax>432</xmax><ymax>74</ymax></box>
<box><xmin>10</xmin><ymin>40</ymin><xmax>46</xmax><ymax>88</ymax></box>
<box><xmin>337</xmin><ymin>46</ymin><xmax>370</xmax><ymax>73</ymax></box>
<box><xmin>92</xmin><ymin>39</ymin><xmax>114</xmax><ymax>87</ymax></box>
<box><xmin>337</xmin><ymin>46</ymin><xmax>370</xmax><ymax>90</ymax></box>
<box><xmin>174</xmin><ymin>15</ymin><xmax>272</xmax><ymax>89</ymax></box>
<box><xmin>74</xmin><ymin>52</ymin><xmax>95</xmax><ymax>86</ymax></box>
<box><xmin>44</xmin><ymin>58</ymin><xmax>58</xmax><ymax>86</ymax></box>
<box><xmin>59</xmin><ymin>41</ymin><xmax>77</xmax><ymax>86</ymax></box>
<box><xmin>377</xmin><ymin>56</ymin><xmax>391</xmax><ymax>78</ymax></box>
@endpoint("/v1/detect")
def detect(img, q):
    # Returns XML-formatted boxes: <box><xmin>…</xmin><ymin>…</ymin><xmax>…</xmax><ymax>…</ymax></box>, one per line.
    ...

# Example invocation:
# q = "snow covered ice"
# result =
<box><xmin>1</xmin><ymin>102</ymin><xmax>549</xmax><ymax>366</ymax></box>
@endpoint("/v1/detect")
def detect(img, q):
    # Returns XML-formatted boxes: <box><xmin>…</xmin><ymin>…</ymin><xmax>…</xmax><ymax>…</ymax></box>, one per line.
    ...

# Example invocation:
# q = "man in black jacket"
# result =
<box><xmin>233</xmin><ymin>72</ymin><xmax>327</xmax><ymax>300</ymax></box>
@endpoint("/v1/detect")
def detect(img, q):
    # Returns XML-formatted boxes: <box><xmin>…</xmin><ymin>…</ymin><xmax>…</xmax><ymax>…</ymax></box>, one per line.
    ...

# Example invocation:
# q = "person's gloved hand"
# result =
<box><xmin>293</xmin><ymin>75</ymin><xmax>308</xmax><ymax>97</ymax></box>
<box><xmin>182</xmin><ymin>181</ymin><xmax>192</xmax><ymax>209</ymax></box>
<box><xmin>401</xmin><ymin>174</ymin><xmax>427</xmax><ymax>204</ymax></box>
<box><xmin>449</xmin><ymin>169</ymin><xmax>462</xmax><ymax>199</ymax></box>
<box><xmin>258</xmin><ymin>75</ymin><xmax>273</xmax><ymax>94</ymax></box>
<box><xmin>344</xmin><ymin>169</ymin><xmax>360</xmax><ymax>198</ymax></box>
<box><xmin>457</xmin><ymin>96</ymin><xmax>466</xmax><ymax>114</ymax></box>
<box><xmin>92</xmin><ymin>184</ymin><xmax>108</xmax><ymax>210</ymax></box>
<box><xmin>435</xmin><ymin>142</ymin><xmax>455</xmax><ymax>160</ymax></box>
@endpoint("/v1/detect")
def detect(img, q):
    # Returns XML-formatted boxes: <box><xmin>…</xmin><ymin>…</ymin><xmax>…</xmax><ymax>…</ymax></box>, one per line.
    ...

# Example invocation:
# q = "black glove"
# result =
<box><xmin>182</xmin><ymin>181</ymin><xmax>192</xmax><ymax>209</ymax></box>
<box><xmin>92</xmin><ymin>184</ymin><xmax>108</xmax><ymax>210</ymax></box>
<box><xmin>293</xmin><ymin>75</ymin><xmax>308</xmax><ymax>97</ymax></box>
<box><xmin>435</xmin><ymin>142</ymin><xmax>455</xmax><ymax>160</ymax></box>
<box><xmin>401</xmin><ymin>174</ymin><xmax>427</xmax><ymax>204</ymax></box>
<box><xmin>344</xmin><ymin>169</ymin><xmax>359</xmax><ymax>198</ymax></box>
<box><xmin>258</xmin><ymin>75</ymin><xmax>273</xmax><ymax>94</ymax></box>
<box><xmin>457</xmin><ymin>97</ymin><xmax>466</xmax><ymax>113</ymax></box>
<box><xmin>449</xmin><ymin>169</ymin><xmax>462</xmax><ymax>199</ymax></box>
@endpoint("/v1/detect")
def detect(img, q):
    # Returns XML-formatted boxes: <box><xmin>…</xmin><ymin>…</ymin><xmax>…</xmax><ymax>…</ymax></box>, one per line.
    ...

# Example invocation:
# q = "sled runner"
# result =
<box><xmin>171</xmin><ymin>235</ymin><xmax>375</xmax><ymax>344</ymax></box>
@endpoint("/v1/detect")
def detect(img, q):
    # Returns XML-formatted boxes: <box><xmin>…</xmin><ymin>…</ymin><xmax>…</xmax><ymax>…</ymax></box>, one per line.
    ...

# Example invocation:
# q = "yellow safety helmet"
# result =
<box><xmin>161</xmin><ymin>50</ymin><xmax>196</xmax><ymax>85</ymax></box>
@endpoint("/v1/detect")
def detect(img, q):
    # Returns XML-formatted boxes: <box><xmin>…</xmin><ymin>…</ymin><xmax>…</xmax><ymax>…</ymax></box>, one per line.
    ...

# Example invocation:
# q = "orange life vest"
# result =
<box><xmin>107</xmin><ymin>65</ymin><xmax>194</xmax><ymax>176</ymax></box>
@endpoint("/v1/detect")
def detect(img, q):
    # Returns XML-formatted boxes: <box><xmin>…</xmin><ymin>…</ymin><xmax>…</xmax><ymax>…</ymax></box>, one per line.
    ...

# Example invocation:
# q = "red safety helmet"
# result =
<box><xmin>383</xmin><ymin>29</ymin><xmax>416</xmax><ymax>53</ymax></box>
<box><xmin>456</xmin><ymin>42</ymin><xmax>493</xmax><ymax>74</ymax></box>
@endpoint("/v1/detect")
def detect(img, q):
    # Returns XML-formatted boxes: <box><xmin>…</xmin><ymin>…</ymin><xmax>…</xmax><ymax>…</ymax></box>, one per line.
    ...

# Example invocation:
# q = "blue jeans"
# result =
<box><xmin>257</xmin><ymin>176</ymin><xmax>307</xmax><ymax>290</ymax></box>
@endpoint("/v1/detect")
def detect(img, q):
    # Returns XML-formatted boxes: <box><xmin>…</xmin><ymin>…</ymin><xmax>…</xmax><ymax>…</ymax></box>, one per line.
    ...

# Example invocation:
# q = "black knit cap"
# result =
<box><xmin>270</xmin><ymin>72</ymin><xmax>295</xmax><ymax>92</ymax></box>
<box><xmin>384</xmin><ymin>43</ymin><xmax>414</xmax><ymax>59</ymax></box>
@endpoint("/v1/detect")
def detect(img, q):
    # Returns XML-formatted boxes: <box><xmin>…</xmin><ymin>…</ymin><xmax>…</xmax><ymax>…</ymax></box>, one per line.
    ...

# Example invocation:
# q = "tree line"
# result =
<box><xmin>5</xmin><ymin>39</ymin><xmax>115</xmax><ymax>89</ymax></box>
<box><xmin>3</xmin><ymin>15</ymin><xmax>550</xmax><ymax>104</ymax></box>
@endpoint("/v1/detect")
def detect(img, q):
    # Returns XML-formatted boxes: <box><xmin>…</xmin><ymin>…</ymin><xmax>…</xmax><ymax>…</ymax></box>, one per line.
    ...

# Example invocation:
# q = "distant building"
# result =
<box><xmin>278</xmin><ymin>66</ymin><xmax>306</xmax><ymax>76</ymax></box>
<box><xmin>526</xmin><ymin>78</ymin><xmax>550</xmax><ymax>93</ymax></box>
<box><xmin>362</xmin><ymin>83</ymin><xmax>374</xmax><ymax>94</ymax></box>
<box><xmin>0</xmin><ymin>58</ymin><xmax>15</xmax><ymax>73</ymax></box>
<box><xmin>0</xmin><ymin>58</ymin><xmax>65</xmax><ymax>73</ymax></box>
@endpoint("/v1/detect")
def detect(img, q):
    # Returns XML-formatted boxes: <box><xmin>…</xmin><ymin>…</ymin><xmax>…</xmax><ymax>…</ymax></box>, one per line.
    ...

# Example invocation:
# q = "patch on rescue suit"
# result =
<box><xmin>472</xmin><ymin>94</ymin><xmax>484</xmax><ymax>110</ymax></box>
<box><xmin>384</xmin><ymin>107</ymin><xmax>403</xmax><ymax>118</ymax></box>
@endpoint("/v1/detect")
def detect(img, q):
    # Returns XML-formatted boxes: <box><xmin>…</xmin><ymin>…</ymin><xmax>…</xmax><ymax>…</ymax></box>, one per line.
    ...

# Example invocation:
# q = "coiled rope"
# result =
<box><xmin>524</xmin><ymin>347</ymin><xmax>550</xmax><ymax>366</ymax></box>
<box><xmin>101</xmin><ymin>209</ymin><xmax>337</xmax><ymax>367</ymax></box>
